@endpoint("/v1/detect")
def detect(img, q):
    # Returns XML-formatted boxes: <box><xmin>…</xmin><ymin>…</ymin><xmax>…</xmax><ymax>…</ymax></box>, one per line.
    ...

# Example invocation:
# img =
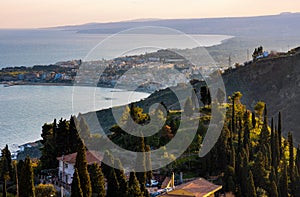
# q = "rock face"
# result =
<box><xmin>222</xmin><ymin>49</ymin><xmax>300</xmax><ymax>144</ymax></box>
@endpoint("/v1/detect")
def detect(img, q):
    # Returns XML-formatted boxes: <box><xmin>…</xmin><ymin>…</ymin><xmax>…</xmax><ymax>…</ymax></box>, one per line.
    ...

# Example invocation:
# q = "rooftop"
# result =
<box><xmin>56</xmin><ymin>151</ymin><xmax>102</xmax><ymax>165</ymax></box>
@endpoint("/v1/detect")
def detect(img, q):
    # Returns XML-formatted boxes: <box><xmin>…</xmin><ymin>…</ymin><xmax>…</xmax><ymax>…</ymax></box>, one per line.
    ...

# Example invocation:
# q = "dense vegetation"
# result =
<box><xmin>1</xmin><ymin>85</ymin><xmax>300</xmax><ymax>197</ymax></box>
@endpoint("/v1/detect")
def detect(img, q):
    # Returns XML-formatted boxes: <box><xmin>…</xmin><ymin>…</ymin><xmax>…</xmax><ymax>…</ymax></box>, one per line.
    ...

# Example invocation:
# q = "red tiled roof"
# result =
<box><xmin>57</xmin><ymin>151</ymin><xmax>102</xmax><ymax>165</ymax></box>
<box><xmin>160</xmin><ymin>178</ymin><xmax>222</xmax><ymax>197</ymax></box>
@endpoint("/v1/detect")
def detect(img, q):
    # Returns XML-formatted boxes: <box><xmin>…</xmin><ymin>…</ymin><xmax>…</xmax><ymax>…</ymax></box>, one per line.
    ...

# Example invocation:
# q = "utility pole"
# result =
<box><xmin>228</xmin><ymin>55</ymin><xmax>232</xmax><ymax>67</ymax></box>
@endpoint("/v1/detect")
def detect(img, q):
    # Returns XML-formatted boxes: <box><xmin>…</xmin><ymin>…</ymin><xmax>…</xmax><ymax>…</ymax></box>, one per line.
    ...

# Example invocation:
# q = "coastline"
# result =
<box><xmin>1</xmin><ymin>81</ymin><xmax>155</xmax><ymax>93</ymax></box>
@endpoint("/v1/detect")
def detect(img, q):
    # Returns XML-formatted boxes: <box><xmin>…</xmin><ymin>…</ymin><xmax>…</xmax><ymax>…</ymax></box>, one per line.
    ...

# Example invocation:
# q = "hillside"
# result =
<box><xmin>222</xmin><ymin>47</ymin><xmax>300</xmax><ymax>144</ymax></box>
<box><xmin>56</xmin><ymin>13</ymin><xmax>300</xmax><ymax>38</ymax></box>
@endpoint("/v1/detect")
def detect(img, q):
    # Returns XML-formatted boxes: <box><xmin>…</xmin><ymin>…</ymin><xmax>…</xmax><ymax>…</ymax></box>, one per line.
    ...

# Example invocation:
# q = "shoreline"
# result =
<box><xmin>1</xmin><ymin>81</ymin><xmax>155</xmax><ymax>94</ymax></box>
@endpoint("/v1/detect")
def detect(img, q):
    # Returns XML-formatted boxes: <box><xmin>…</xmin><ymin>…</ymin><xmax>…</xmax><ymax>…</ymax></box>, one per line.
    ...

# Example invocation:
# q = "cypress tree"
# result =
<box><xmin>106</xmin><ymin>169</ymin><xmax>120</xmax><ymax>197</ymax></box>
<box><xmin>274</xmin><ymin>128</ymin><xmax>280</xmax><ymax>170</ymax></box>
<box><xmin>246</xmin><ymin>170</ymin><xmax>257</xmax><ymax>197</ymax></box>
<box><xmin>259</xmin><ymin>104</ymin><xmax>269</xmax><ymax>151</ymax></box>
<box><xmin>243</xmin><ymin>112</ymin><xmax>250</xmax><ymax>149</ymax></box>
<box><xmin>269</xmin><ymin>181</ymin><xmax>279</xmax><ymax>197</ymax></box>
<box><xmin>270</xmin><ymin>118</ymin><xmax>276</xmax><ymax>167</ymax></box>
<box><xmin>115</xmin><ymin>159</ymin><xmax>129</xmax><ymax>197</ymax></box>
<box><xmin>278</xmin><ymin>112</ymin><xmax>282</xmax><ymax>158</ymax></box>
<box><xmin>101</xmin><ymin>150</ymin><xmax>114</xmax><ymax>178</ymax></box>
<box><xmin>75</xmin><ymin>140</ymin><xmax>92</xmax><ymax>197</ymax></box>
<box><xmin>69</xmin><ymin>116</ymin><xmax>81</xmax><ymax>153</ymax></box>
<box><xmin>88</xmin><ymin>163</ymin><xmax>105</xmax><ymax>197</ymax></box>
<box><xmin>296</xmin><ymin>145</ymin><xmax>300</xmax><ymax>175</ymax></box>
<box><xmin>71</xmin><ymin>169</ymin><xmax>83</xmax><ymax>197</ymax></box>
<box><xmin>1</xmin><ymin>145</ymin><xmax>12</xmax><ymax>178</ymax></box>
<box><xmin>135</xmin><ymin>135</ymin><xmax>147</xmax><ymax>188</ymax></box>
<box><xmin>279</xmin><ymin>161</ymin><xmax>289</xmax><ymax>197</ymax></box>
<box><xmin>128</xmin><ymin>171</ymin><xmax>143</xmax><ymax>197</ymax></box>
<box><xmin>145</xmin><ymin>145</ymin><xmax>153</xmax><ymax>185</ymax></box>
<box><xmin>251</xmin><ymin>111</ymin><xmax>256</xmax><ymax>128</ymax></box>
<box><xmin>252</xmin><ymin>151</ymin><xmax>267</xmax><ymax>188</ymax></box>
<box><xmin>231</xmin><ymin>98</ymin><xmax>236</xmax><ymax>134</ymax></box>
<box><xmin>19</xmin><ymin>157</ymin><xmax>35</xmax><ymax>197</ymax></box>
<box><xmin>288</xmin><ymin>132</ymin><xmax>294</xmax><ymax>183</ymax></box>
<box><xmin>184</xmin><ymin>97</ymin><xmax>194</xmax><ymax>117</ymax></box>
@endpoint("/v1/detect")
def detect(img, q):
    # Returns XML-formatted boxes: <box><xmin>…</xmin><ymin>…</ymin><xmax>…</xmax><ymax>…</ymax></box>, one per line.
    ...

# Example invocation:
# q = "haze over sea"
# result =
<box><xmin>0</xmin><ymin>29</ymin><xmax>231</xmax><ymax>150</ymax></box>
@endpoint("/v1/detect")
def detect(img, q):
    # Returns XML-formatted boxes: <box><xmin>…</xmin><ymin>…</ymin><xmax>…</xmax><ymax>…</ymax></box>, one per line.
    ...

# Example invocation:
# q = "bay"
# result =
<box><xmin>0</xmin><ymin>29</ymin><xmax>232</xmax><ymax>67</ymax></box>
<box><xmin>0</xmin><ymin>85</ymin><xmax>149</xmax><ymax>150</ymax></box>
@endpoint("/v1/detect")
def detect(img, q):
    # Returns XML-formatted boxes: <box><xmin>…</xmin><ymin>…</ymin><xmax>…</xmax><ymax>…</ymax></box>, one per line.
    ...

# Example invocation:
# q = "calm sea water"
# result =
<box><xmin>0</xmin><ymin>29</ymin><xmax>232</xmax><ymax>150</ymax></box>
<box><xmin>0</xmin><ymin>29</ymin><xmax>232</xmax><ymax>67</ymax></box>
<box><xmin>0</xmin><ymin>85</ymin><xmax>149</xmax><ymax>150</ymax></box>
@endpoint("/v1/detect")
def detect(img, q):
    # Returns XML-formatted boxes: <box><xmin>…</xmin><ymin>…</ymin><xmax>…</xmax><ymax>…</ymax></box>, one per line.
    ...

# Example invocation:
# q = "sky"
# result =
<box><xmin>0</xmin><ymin>0</ymin><xmax>299</xmax><ymax>28</ymax></box>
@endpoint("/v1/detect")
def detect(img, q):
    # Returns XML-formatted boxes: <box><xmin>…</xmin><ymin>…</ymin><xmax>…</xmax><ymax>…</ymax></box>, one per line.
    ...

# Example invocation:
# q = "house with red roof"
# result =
<box><xmin>159</xmin><ymin>178</ymin><xmax>222</xmax><ymax>197</ymax></box>
<box><xmin>56</xmin><ymin>151</ymin><xmax>102</xmax><ymax>184</ymax></box>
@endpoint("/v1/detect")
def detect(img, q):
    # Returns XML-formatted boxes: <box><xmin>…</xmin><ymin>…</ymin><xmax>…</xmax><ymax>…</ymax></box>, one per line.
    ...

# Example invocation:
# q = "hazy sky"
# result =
<box><xmin>1</xmin><ymin>0</ymin><xmax>299</xmax><ymax>28</ymax></box>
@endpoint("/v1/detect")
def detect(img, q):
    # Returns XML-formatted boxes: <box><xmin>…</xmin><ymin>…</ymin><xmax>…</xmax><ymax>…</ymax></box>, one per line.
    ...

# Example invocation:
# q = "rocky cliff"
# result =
<box><xmin>222</xmin><ymin>48</ymin><xmax>300</xmax><ymax>144</ymax></box>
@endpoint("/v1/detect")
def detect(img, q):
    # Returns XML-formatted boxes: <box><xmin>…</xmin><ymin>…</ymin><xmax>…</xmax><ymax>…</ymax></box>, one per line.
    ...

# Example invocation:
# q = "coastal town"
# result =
<box><xmin>0</xmin><ymin>49</ymin><xmax>218</xmax><ymax>92</ymax></box>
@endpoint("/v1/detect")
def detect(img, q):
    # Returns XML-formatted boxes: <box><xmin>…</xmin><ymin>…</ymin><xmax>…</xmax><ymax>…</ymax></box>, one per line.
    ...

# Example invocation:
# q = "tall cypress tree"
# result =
<box><xmin>88</xmin><ymin>163</ymin><xmax>105</xmax><ymax>197</ymax></box>
<box><xmin>75</xmin><ymin>140</ymin><xmax>92</xmax><ymax>197</ymax></box>
<box><xmin>101</xmin><ymin>150</ymin><xmax>114</xmax><ymax>178</ymax></box>
<box><xmin>278</xmin><ymin>112</ymin><xmax>282</xmax><ymax>158</ymax></box>
<box><xmin>288</xmin><ymin>132</ymin><xmax>294</xmax><ymax>183</ymax></box>
<box><xmin>115</xmin><ymin>159</ymin><xmax>128</xmax><ymax>197</ymax></box>
<box><xmin>19</xmin><ymin>157</ymin><xmax>35</xmax><ymax>197</ymax></box>
<box><xmin>71</xmin><ymin>169</ymin><xmax>83</xmax><ymax>197</ymax></box>
<box><xmin>296</xmin><ymin>145</ymin><xmax>300</xmax><ymax>175</ymax></box>
<box><xmin>145</xmin><ymin>145</ymin><xmax>153</xmax><ymax>185</ymax></box>
<box><xmin>279</xmin><ymin>161</ymin><xmax>289</xmax><ymax>197</ymax></box>
<box><xmin>246</xmin><ymin>170</ymin><xmax>257</xmax><ymax>197</ymax></box>
<box><xmin>259</xmin><ymin>104</ymin><xmax>269</xmax><ymax>154</ymax></box>
<box><xmin>231</xmin><ymin>98</ymin><xmax>236</xmax><ymax>134</ymax></box>
<box><xmin>269</xmin><ymin>181</ymin><xmax>279</xmax><ymax>197</ymax></box>
<box><xmin>135</xmin><ymin>134</ymin><xmax>146</xmax><ymax>187</ymax></box>
<box><xmin>251</xmin><ymin>111</ymin><xmax>256</xmax><ymax>128</ymax></box>
<box><xmin>128</xmin><ymin>171</ymin><xmax>143</xmax><ymax>197</ymax></box>
<box><xmin>1</xmin><ymin>145</ymin><xmax>12</xmax><ymax>179</ymax></box>
<box><xmin>106</xmin><ymin>169</ymin><xmax>120</xmax><ymax>197</ymax></box>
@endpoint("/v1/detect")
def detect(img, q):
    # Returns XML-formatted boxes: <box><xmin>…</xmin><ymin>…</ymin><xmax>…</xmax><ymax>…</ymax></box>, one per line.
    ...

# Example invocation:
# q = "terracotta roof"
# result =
<box><xmin>57</xmin><ymin>151</ymin><xmax>102</xmax><ymax>165</ymax></box>
<box><xmin>160</xmin><ymin>178</ymin><xmax>222</xmax><ymax>197</ymax></box>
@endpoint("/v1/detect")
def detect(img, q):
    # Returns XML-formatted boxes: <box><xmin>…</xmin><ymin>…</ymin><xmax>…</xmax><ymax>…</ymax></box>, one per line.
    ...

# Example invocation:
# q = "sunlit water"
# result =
<box><xmin>0</xmin><ymin>85</ymin><xmax>149</xmax><ymax>149</ymax></box>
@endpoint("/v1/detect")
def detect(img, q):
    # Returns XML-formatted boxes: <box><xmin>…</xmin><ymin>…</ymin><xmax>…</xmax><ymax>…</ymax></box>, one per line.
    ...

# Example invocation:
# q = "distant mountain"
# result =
<box><xmin>55</xmin><ymin>13</ymin><xmax>300</xmax><ymax>37</ymax></box>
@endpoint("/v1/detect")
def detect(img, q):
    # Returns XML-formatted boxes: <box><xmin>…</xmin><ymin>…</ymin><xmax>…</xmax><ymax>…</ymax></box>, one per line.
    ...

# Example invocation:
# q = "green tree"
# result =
<box><xmin>19</xmin><ymin>157</ymin><xmax>35</xmax><ymax>197</ymax></box>
<box><xmin>279</xmin><ymin>162</ymin><xmax>289</xmax><ymax>197</ymax></box>
<box><xmin>184</xmin><ymin>97</ymin><xmax>193</xmax><ymax>117</ymax></box>
<box><xmin>269</xmin><ymin>181</ymin><xmax>279</xmax><ymax>197</ymax></box>
<box><xmin>128</xmin><ymin>171</ymin><xmax>143</xmax><ymax>197</ymax></box>
<box><xmin>115</xmin><ymin>159</ymin><xmax>128</xmax><ymax>197</ymax></box>
<box><xmin>79</xmin><ymin>116</ymin><xmax>91</xmax><ymax>141</ymax></box>
<box><xmin>288</xmin><ymin>132</ymin><xmax>294</xmax><ymax>183</ymax></box>
<box><xmin>252</xmin><ymin>151</ymin><xmax>267</xmax><ymax>189</ymax></box>
<box><xmin>200</xmin><ymin>86</ymin><xmax>211</xmax><ymax>106</ymax></box>
<box><xmin>40</xmin><ymin>121</ymin><xmax>57</xmax><ymax>170</ymax></box>
<box><xmin>251</xmin><ymin>111</ymin><xmax>256</xmax><ymax>128</ymax></box>
<box><xmin>296</xmin><ymin>145</ymin><xmax>300</xmax><ymax>175</ymax></box>
<box><xmin>101</xmin><ymin>151</ymin><xmax>114</xmax><ymax>178</ymax></box>
<box><xmin>106</xmin><ymin>169</ymin><xmax>120</xmax><ymax>197</ymax></box>
<box><xmin>254</xmin><ymin>101</ymin><xmax>265</xmax><ymax>120</ymax></box>
<box><xmin>278</xmin><ymin>112</ymin><xmax>282</xmax><ymax>158</ymax></box>
<box><xmin>246</xmin><ymin>170</ymin><xmax>257</xmax><ymax>197</ymax></box>
<box><xmin>75</xmin><ymin>140</ymin><xmax>92</xmax><ymax>197</ymax></box>
<box><xmin>88</xmin><ymin>163</ymin><xmax>105</xmax><ymax>197</ymax></box>
<box><xmin>35</xmin><ymin>184</ymin><xmax>57</xmax><ymax>197</ymax></box>
<box><xmin>71</xmin><ymin>169</ymin><xmax>83</xmax><ymax>197</ymax></box>
<box><xmin>145</xmin><ymin>145</ymin><xmax>153</xmax><ymax>185</ymax></box>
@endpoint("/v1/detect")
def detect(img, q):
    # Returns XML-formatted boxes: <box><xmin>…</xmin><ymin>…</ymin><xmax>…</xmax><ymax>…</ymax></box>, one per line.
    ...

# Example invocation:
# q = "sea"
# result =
<box><xmin>0</xmin><ymin>29</ymin><xmax>232</xmax><ymax>150</ymax></box>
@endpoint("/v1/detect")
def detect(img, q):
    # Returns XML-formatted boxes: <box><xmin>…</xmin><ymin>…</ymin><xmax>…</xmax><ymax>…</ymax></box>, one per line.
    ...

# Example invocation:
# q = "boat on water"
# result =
<box><xmin>3</xmin><ymin>82</ymin><xmax>14</xmax><ymax>87</ymax></box>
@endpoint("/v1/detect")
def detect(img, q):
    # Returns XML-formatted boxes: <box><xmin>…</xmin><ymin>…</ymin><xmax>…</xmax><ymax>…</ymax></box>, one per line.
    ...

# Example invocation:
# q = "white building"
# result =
<box><xmin>57</xmin><ymin>151</ymin><xmax>102</xmax><ymax>184</ymax></box>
